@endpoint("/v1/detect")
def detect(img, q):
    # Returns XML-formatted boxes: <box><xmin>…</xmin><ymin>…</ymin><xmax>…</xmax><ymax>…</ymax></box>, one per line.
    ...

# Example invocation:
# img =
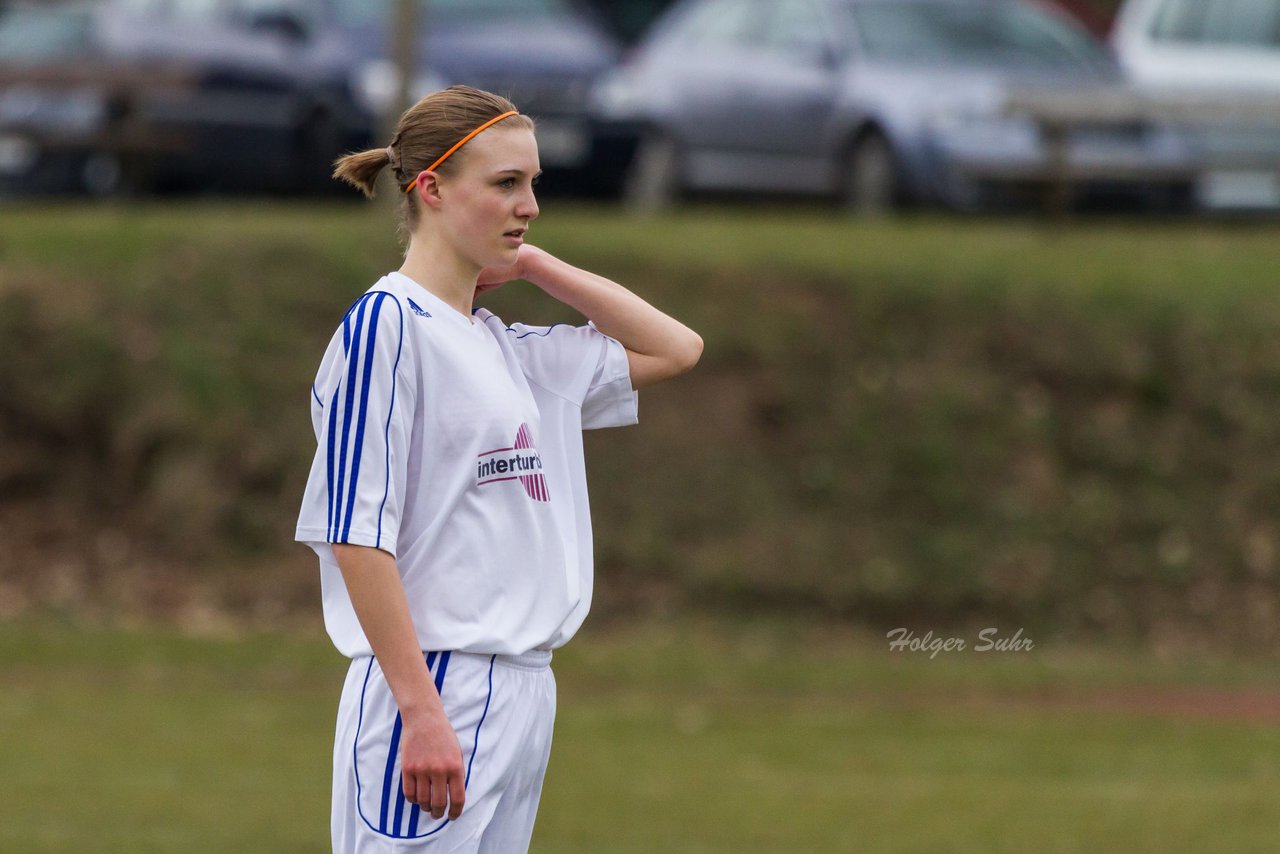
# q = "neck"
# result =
<box><xmin>398</xmin><ymin>230</ymin><xmax>479</xmax><ymax>319</ymax></box>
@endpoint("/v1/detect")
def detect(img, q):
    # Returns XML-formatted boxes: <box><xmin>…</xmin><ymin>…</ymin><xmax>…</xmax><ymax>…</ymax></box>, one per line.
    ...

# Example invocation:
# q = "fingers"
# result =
<box><xmin>429</xmin><ymin>775</ymin><xmax>448</xmax><ymax>820</ymax></box>
<box><xmin>426</xmin><ymin>772</ymin><xmax>465</xmax><ymax>820</ymax></box>
<box><xmin>399</xmin><ymin>722</ymin><xmax>465</xmax><ymax>820</ymax></box>
<box><xmin>402</xmin><ymin>773</ymin><xmax>417</xmax><ymax>807</ymax></box>
<box><xmin>447</xmin><ymin>774</ymin><xmax>466</xmax><ymax>821</ymax></box>
<box><xmin>403</xmin><ymin>769</ymin><xmax>465</xmax><ymax>820</ymax></box>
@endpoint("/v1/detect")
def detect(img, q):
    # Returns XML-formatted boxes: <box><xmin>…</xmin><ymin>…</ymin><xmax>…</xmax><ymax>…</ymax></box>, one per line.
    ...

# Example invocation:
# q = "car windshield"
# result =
<box><xmin>0</xmin><ymin>5</ymin><xmax>95</xmax><ymax>60</ymax></box>
<box><xmin>326</xmin><ymin>0</ymin><xmax>569</xmax><ymax>30</ymax></box>
<box><xmin>850</xmin><ymin>0</ymin><xmax>1110</xmax><ymax>68</ymax></box>
<box><xmin>1150</xmin><ymin>0</ymin><xmax>1280</xmax><ymax>48</ymax></box>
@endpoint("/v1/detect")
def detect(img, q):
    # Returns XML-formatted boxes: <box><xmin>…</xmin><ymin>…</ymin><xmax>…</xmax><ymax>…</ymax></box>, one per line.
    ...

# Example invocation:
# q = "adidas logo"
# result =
<box><xmin>407</xmin><ymin>298</ymin><xmax>431</xmax><ymax>318</ymax></box>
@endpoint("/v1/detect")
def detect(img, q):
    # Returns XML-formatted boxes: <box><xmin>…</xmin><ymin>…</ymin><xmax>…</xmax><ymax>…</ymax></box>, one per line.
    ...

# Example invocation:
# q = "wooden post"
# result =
<box><xmin>1041</xmin><ymin>119</ymin><xmax>1072</xmax><ymax>221</ymax></box>
<box><xmin>387</xmin><ymin>0</ymin><xmax>422</xmax><ymax>138</ymax></box>
<box><xmin>381</xmin><ymin>0</ymin><xmax>422</xmax><ymax>201</ymax></box>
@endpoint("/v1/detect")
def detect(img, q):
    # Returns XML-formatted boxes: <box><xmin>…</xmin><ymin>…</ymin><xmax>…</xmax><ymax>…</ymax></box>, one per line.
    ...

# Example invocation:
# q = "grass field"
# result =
<box><xmin>1</xmin><ymin>615</ymin><xmax>1276</xmax><ymax>853</ymax></box>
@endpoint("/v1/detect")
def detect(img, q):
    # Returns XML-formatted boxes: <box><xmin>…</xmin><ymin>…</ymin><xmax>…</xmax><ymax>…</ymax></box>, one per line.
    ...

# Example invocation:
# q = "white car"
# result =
<box><xmin>1112</xmin><ymin>0</ymin><xmax>1280</xmax><ymax>209</ymax></box>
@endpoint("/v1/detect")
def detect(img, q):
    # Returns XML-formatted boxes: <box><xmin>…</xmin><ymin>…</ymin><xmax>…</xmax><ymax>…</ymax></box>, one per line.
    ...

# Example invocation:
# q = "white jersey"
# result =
<box><xmin>295</xmin><ymin>271</ymin><xmax>637</xmax><ymax>658</ymax></box>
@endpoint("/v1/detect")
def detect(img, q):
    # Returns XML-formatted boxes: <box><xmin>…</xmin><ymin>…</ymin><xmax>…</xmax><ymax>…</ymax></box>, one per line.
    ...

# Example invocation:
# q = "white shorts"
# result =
<box><xmin>332</xmin><ymin>650</ymin><xmax>556</xmax><ymax>853</ymax></box>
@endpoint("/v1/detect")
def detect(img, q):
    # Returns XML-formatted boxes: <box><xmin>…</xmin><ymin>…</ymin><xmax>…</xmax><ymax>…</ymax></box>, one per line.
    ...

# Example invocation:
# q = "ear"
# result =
<box><xmin>413</xmin><ymin>170</ymin><xmax>445</xmax><ymax>209</ymax></box>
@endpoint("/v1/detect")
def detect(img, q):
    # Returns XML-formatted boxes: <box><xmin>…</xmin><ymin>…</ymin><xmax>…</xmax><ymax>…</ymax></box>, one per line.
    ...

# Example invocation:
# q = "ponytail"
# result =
<box><xmin>332</xmin><ymin>147</ymin><xmax>393</xmax><ymax>199</ymax></box>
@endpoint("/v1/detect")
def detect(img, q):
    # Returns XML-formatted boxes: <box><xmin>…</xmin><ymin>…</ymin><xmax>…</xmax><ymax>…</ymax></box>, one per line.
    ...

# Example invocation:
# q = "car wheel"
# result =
<box><xmin>842</xmin><ymin>131</ymin><xmax>898</xmax><ymax>215</ymax></box>
<box><xmin>81</xmin><ymin>150</ymin><xmax>152</xmax><ymax>198</ymax></box>
<box><xmin>1151</xmin><ymin>180</ymin><xmax>1197</xmax><ymax>215</ymax></box>
<box><xmin>82</xmin><ymin>152</ymin><xmax>124</xmax><ymax>196</ymax></box>
<box><xmin>622</xmin><ymin>133</ymin><xmax>681</xmax><ymax>214</ymax></box>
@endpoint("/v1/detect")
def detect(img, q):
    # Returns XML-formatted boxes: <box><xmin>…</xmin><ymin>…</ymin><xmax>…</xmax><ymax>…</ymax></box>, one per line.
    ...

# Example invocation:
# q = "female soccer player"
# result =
<box><xmin>295</xmin><ymin>85</ymin><xmax>702</xmax><ymax>852</ymax></box>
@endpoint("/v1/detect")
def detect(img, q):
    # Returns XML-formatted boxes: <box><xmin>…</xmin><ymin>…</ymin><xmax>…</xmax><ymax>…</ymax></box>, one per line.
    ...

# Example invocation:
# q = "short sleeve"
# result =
<box><xmin>296</xmin><ymin>291</ymin><xmax>412</xmax><ymax>557</ymax></box>
<box><xmin>503</xmin><ymin>320</ymin><xmax>638</xmax><ymax>430</ymax></box>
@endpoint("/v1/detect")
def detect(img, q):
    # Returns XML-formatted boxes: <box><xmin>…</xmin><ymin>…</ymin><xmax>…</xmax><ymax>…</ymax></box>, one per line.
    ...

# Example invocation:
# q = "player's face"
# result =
<box><xmin>438</xmin><ymin>126</ymin><xmax>541</xmax><ymax>270</ymax></box>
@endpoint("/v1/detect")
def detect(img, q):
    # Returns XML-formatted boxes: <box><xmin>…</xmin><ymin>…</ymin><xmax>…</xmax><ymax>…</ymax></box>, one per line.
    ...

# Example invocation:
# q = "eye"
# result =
<box><xmin>498</xmin><ymin>177</ymin><xmax>516</xmax><ymax>189</ymax></box>
<box><xmin>531</xmin><ymin>175</ymin><xmax>541</xmax><ymax>188</ymax></box>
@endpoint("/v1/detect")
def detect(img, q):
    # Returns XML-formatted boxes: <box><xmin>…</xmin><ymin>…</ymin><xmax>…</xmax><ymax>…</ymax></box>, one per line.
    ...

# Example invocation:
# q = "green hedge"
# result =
<box><xmin>2</xmin><ymin>201</ymin><xmax>1278</xmax><ymax>646</ymax></box>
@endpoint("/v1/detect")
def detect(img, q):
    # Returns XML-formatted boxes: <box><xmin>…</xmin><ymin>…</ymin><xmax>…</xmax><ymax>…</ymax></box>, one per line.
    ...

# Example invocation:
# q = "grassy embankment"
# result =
<box><xmin>2</xmin><ymin>202</ymin><xmax>1280</xmax><ymax>646</ymax></box>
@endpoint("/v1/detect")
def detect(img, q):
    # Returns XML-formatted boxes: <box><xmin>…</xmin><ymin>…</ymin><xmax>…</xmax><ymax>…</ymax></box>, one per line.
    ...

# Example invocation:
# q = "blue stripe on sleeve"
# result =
<box><xmin>341</xmin><ymin>292</ymin><xmax>386</xmax><ymax>542</ymax></box>
<box><xmin>330</xmin><ymin>294</ymin><xmax>370</xmax><ymax>541</ymax></box>
<box><xmin>325</xmin><ymin>384</ymin><xmax>340</xmax><ymax>538</ymax></box>
<box><xmin>326</xmin><ymin>298</ymin><xmax>371</xmax><ymax>538</ymax></box>
<box><xmin>375</xmin><ymin>296</ymin><xmax>404</xmax><ymax>549</ymax></box>
<box><xmin>325</xmin><ymin>291</ymin><xmax>402</xmax><ymax>547</ymax></box>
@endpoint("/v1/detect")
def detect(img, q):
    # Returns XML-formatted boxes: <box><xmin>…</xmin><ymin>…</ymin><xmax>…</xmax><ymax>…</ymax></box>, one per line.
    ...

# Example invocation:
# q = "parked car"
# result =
<box><xmin>1112</xmin><ymin>0</ymin><xmax>1280</xmax><ymax>210</ymax></box>
<box><xmin>0</xmin><ymin>0</ymin><xmax>374</xmax><ymax>196</ymax></box>
<box><xmin>308</xmin><ymin>0</ymin><xmax>625</xmax><ymax>194</ymax></box>
<box><xmin>590</xmin><ymin>0</ymin><xmax>1200</xmax><ymax>212</ymax></box>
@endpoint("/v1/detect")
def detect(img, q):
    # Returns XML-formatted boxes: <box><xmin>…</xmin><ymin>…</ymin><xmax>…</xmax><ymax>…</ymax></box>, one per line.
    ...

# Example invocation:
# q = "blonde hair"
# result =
<box><xmin>333</xmin><ymin>85</ymin><xmax>535</xmax><ymax>234</ymax></box>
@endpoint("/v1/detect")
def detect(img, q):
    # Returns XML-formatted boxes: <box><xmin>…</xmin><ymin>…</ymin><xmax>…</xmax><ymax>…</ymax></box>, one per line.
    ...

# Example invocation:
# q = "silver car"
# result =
<box><xmin>1112</xmin><ymin>0</ymin><xmax>1280</xmax><ymax>210</ymax></box>
<box><xmin>591</xmin><ymin>0</ymin><xmax>1199</xmax><ymax>212</ymax></box>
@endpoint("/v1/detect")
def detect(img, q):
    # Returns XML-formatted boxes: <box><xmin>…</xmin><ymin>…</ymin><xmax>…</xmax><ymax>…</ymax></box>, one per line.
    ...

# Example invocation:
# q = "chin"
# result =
<box><xmin>470</xmin><ymin>247</ymin><xmax>517</xmax><ymax>271</ymax></box>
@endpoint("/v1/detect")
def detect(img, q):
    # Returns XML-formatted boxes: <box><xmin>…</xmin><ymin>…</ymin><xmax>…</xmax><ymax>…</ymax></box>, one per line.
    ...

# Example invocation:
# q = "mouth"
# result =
<box><xmin>503</xmin><ymin>227</ymin><xmax>526</xmax><ymax>239</ymax></box>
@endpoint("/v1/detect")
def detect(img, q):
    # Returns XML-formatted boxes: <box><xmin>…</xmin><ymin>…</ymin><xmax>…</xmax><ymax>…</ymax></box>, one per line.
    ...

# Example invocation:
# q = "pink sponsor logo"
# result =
<box><xmin>475</xmin><ymin>423</ymin><xmax>549</xmax><ymax>501</ymax></box>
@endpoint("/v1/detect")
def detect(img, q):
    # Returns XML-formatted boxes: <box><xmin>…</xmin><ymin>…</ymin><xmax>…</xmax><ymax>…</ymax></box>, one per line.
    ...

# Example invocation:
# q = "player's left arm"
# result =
<box><xmin>477</xmin><ymin>245</ymin><xmax>702</xmax><ymax>389</ymax></box>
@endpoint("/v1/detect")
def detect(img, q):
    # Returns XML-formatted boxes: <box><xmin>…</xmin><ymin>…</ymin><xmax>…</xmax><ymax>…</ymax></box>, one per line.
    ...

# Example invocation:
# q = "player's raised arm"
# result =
<box><xmin>478</xmin><ymin>245</ymin><xmax>703</xmax><ymax>389</ymax></box>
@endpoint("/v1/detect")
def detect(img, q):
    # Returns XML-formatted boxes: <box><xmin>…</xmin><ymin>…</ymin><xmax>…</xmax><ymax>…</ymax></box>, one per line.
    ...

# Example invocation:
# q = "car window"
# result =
<box><xmin>324</xmin><ymin>0</ymin><xmax>568</xmax><ymax>30</ymax></box>
<box><xmin>668</xmin><ymin>0</ymin><xmax>768</xmax><ymax>49</ymax></box>
<box><xmin>114</xmin><ymin>0</ymin><xmax>238</xmax><ymax>22</ymax></box>
<box><xmin>759</xmin><ymin>0</ymin><xmax>834</xmax><ymax>59</ymax></box>
<box><xmin>221</xmin><ymin>0</ymin><xmax>315</xmax><ymax>32</ymax></box>
<box><xmin>428</xmin><ymin>0</ymin><xmax>568</xmax><ymax>16</ymax></box>
<box><xmin>0</xmin><ymin>5</ymin><xmax>96</xmax><ymax>60</ymax></box>
<box><xmin>850</xmin><ymin>0</ymin><xmax>1109</xmax><ymax>68</ymax></box>
<box><xmin>115</xmin><ymin>0</ymin><xmax>169</xmax><ymax>14</ymax></box>
<box><xmin>116</xmin><ymin>0</ymin><xmax>317</xmax><ymax>40</ymax></box>
<box><xmin>227</xmin><ymin>0</ymin><xmax>301</xmax><ymax>14</ymax></box>
<box><xmin>1149</xmin><ymin>0</ymin><xmax>1280</xmax><ymax>48</ymax></box>
<box><xmin>151</xmin><ymin>0</ymin><xmax>225</xmax><ymax>21</ymax></box>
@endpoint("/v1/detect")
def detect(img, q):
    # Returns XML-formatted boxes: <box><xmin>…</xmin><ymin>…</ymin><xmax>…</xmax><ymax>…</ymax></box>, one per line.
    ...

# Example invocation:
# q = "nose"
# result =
<box><xmin>516</xmin><ymin>185</ymin><xmax>539</xmax><ymax>221</ymax></box>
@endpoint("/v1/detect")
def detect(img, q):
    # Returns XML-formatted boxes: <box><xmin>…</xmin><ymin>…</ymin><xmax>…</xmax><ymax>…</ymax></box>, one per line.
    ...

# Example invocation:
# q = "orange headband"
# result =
<box><xmin>403</xmin><ymin>110</ymin><xmax>520</xmax><ymax>195</ymax></box>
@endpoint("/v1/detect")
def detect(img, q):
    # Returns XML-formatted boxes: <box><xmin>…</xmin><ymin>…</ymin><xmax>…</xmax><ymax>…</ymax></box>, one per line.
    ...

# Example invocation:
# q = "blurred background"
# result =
<box><xmin>1</xmin><ymin>0</ymin><xmax>1279</xmax><ymax>211</ymax></box>
<box><xmin>1</xmin><ymin>1</ymin><xmax>1279</xmax><ymax>852</ymax></box>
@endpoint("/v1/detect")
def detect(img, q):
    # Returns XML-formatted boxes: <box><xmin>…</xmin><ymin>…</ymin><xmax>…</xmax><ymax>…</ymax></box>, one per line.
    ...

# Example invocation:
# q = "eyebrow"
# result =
<box><xmin>494</xmin><ymin>168</ymin><xmax>542</xmax><ymax>179</ymax></box>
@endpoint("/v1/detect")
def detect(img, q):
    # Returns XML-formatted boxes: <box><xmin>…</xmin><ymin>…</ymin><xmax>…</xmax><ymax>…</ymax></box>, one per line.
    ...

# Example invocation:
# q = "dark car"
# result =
<box><xmin>308</xmin><ymin>0</ymin><xmax>625</xmax><ymax>194</ymax></box>
<box><xmin>590</xmin><ymin>0</ymin><xmax>1200</xmax><ymax>212</ymax></box>
<box><xmin>0</xmin><ymin>0</ymin><xmax>373</xmax><ymax>196</ymax></box>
